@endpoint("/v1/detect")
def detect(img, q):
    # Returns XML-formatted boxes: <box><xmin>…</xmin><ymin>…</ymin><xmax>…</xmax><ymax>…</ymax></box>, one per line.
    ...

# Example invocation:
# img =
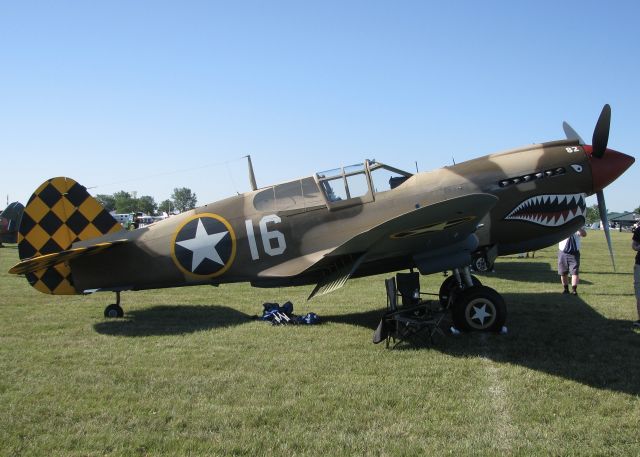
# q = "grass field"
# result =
<box><xmin>1</xmin><ymin>230</ymin><xmax>639</xmax><ymax>456</ymax></box>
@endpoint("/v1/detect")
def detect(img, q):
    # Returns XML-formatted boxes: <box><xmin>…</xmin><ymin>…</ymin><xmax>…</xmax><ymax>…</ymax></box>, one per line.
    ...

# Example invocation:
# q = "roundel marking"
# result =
<box><xmin>171</xmin><ymin>213</ymin><xmax>236</xmax><ymax>278</ymax></box>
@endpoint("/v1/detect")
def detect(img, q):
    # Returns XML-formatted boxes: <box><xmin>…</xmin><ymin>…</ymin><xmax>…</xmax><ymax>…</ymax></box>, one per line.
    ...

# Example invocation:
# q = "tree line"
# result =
<box><xmin>585</xmin><ymin>205</ymin><xmax>599</xmax><ymax>224</ymax></box>
<box><xmin>95</xmin><ymin>187</ymin><xmax>198</xmax><ymax>215</ymax></box>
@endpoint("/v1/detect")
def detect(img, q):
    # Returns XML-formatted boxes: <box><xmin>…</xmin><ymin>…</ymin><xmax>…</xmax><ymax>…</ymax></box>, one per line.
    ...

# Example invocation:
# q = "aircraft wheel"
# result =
<box><xmin>472</xmin><ymin>255</ymin><xmax>493</xmax><ymax>272</ymax></box>
<box><xmin>451</xmin><ymin>286</ymin><xmax>506</xmax><ymax>332</ymax></box>
<box><xmin>104</xmin><ymin>303</ymin><xmax>124</xmax><ymax>318</ymax></box>
<box><xmin>439</xmin><ymin>274</ymin><xmax>482</xmax><ymax>308</ymax></box>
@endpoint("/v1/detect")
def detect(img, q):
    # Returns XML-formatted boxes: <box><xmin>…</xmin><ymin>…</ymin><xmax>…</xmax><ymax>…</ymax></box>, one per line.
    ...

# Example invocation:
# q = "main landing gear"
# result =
<box><xmin>440</xmin><ymin>267</ymin><xmax>506</xmax><ymax>332</ymax></box>
<box><xmin>104</xmin><ymin>291</ymin><xmax>124</xmax><ymax>318</ymax></box>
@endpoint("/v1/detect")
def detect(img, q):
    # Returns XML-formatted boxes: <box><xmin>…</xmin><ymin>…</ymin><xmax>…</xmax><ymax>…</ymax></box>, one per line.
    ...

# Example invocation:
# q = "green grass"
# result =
<box><xmin>1</xmin><ymin>231</ymin><xmax>639</xmax><ymax>456</ymax></box>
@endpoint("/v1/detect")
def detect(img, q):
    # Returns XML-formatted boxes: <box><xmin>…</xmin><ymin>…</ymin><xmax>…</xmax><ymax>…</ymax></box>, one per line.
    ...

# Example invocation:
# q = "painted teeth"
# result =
<box><xmin>505</xmin><ymin>193</ymin><xmax>587</xmax><ymax>227</ymax></box>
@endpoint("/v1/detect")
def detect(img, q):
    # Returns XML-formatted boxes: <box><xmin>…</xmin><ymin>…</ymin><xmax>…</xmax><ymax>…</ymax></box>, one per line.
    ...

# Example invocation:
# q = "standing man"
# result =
<box><xmin>631</xmin><ymin>223</ymin><xmax>640</xmax><ymax>327</ymax></box>
<box><xmin>558</xmin><ymin>227</ymin><xmax>587</xmax><ymax>295</ymax></box>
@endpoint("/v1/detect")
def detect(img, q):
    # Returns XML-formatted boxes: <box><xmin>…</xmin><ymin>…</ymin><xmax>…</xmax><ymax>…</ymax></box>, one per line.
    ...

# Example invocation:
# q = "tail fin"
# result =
<box><xmin>17</xmin><ymin>177</ymin><xmax>123</xmax><ymax>294</ymax></box>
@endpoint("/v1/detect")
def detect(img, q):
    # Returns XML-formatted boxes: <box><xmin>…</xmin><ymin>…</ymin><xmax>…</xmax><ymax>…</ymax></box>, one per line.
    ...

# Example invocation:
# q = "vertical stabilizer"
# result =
<box><xmin>17</xmin><ymin>177</ymin><xmax>123</xmax><ymax>294</ymax></box>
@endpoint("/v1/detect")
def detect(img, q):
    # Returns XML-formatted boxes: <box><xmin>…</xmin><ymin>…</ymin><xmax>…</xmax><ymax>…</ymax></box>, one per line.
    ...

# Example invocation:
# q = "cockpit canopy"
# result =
<box><xmin>253</xmin><ymin>176</ymin><xmax>324</xmax><ymax>212</ymax></box>
<box><xmin>252</xmin><ymin>160</ymin><xmax>412</xmax><ymax>212</ymax></box>
<box><xmin>317</xmin><ymin>160</ymin><xmax>412</xmax><ymax>203</ymax></box>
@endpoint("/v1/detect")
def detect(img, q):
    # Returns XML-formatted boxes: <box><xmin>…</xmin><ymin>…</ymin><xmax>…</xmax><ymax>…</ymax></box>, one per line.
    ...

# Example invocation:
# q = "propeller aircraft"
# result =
<box><xmin>9</xmin><ymin>105</ymin><xmax>634</xmax><ymax>331</ymax></box>
<box><xmin>0</xmin><ymin>202</ymin><xmax>24</xmax><ymax>245</ymax></box>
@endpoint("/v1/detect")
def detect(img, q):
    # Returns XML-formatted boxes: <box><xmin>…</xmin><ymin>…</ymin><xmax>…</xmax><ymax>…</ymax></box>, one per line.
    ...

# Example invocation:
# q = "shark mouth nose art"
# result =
<box><xmin>505</xmin><ymin>193</ymin><xmax>587</xmax><ymax>227</ymax></box>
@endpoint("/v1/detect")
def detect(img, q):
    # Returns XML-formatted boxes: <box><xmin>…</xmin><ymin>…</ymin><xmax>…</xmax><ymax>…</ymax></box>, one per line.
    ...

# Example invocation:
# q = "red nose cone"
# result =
<box><xmin>584</xmin><ymin>145</ymin><xmax>635</xmax><ymax>192</ymax></box>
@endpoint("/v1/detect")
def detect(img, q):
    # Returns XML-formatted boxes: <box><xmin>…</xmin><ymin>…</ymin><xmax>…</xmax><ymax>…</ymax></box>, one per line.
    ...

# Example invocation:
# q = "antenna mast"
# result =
<box><xmin>246</xmin><ymin>155</ymin><xmax>257</xmax><ymax>191</ymax></box>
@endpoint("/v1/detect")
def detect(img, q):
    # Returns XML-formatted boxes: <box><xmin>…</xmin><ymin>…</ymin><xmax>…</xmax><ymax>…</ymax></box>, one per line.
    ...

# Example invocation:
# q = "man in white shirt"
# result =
<box><xmin>558</xmin><ymin>228</ymin><xmax>587</xmax><ymax>295</ymax></box>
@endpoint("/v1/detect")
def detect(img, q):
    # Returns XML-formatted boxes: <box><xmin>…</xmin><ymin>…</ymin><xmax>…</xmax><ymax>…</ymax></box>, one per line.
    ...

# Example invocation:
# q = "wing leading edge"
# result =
<box><xmin>261</xmin><ymin>193</ymin><xmax>498</xmax><ymax>298</ymax></box>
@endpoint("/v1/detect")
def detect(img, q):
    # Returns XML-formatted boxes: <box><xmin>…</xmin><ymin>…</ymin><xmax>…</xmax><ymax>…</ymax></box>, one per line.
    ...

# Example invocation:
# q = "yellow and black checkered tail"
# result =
<box><xmin>16</xmin><ymin>177</ymin><xmax>124</xmax><ymax>295</ymax></box>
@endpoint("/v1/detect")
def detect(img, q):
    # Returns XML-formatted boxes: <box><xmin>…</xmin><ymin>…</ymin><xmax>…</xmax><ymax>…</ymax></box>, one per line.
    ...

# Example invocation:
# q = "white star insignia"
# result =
<box><xmin>471</xmin><ymin>304</ymin><xmax>492</xmax><ymax>325</ymax></box>
<box><xmin>176</xmin><ymin>219</ymin><xmax>229</xmax><ymax>272</ymax></box>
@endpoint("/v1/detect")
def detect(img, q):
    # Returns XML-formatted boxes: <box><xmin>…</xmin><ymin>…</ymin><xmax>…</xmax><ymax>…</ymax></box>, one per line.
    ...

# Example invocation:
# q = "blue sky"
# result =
<box><xmin>1</xmin><ymin>1</ymin><xmax>638</xmax><ymax>212</ymax></box>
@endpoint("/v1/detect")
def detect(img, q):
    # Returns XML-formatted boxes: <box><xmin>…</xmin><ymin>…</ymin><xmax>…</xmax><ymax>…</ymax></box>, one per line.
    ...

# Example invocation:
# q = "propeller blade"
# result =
<box><xmin>592</xmin><ymin>104</ymin><xmax>611</xmax><ymax>158</ymax></box>
<box><xmin>596</xmin><ymin>190</ymin><xmax>616</xmax><ymax>271</ymax></box>
<box><xmin>563</xmin><ymin>122</ymin><xmax>585</xmax><ymax>144</ymax></box>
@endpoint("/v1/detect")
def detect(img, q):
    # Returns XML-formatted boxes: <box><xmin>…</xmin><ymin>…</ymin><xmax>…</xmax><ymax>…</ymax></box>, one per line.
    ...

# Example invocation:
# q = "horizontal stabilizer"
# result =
<box><xmin>9</xmin><ymin>240</ymin><xmax>127</xmax><ymax>275</ymax></box>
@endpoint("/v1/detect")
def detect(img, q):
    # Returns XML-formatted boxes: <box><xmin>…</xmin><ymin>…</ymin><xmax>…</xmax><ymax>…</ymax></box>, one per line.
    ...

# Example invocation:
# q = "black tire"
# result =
<box><xmin>439</xmin><ymin>274</ymin><xmax>482</xmax><ymax>307</ymax></box>
<box><xmin>451</xmin><ymin>286</ymin><xmax>506</xmax><ymax>332</ymax></box>
<box><xmin>104</xmin><ymin>303</ymin><xmax>124</xmax><ymax>318</ymax></box>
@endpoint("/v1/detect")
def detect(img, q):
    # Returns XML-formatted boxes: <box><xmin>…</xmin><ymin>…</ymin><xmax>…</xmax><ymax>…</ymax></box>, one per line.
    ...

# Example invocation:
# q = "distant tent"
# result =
<box><xmin>608</xmin><ymin>212</ymin><xmax>638</xmax><ymax>230</ymax></box>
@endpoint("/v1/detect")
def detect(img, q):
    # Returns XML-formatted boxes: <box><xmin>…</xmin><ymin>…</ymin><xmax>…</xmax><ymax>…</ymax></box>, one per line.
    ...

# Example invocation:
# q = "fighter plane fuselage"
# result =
<box><xmin>59</xmin><ymin>139</ymin><xmax>631</xmax><ymax>294</ymax></box>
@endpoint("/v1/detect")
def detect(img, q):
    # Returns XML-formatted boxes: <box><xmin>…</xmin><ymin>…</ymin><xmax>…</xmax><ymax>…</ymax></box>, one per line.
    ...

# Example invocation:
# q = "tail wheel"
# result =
<box><xmin>452</xmin><ymin>286</ymin><xmax>506</xmax><ymax>332</ymax></box>
<box><xmin>104</xmin><ymin>303</ymin><xmax>124</xmax><ymax>318</ymax></box>
<box><xmin>439</xmin><ymin>274</ymin><xmax>482</xmax><ymax>307</ymax></box>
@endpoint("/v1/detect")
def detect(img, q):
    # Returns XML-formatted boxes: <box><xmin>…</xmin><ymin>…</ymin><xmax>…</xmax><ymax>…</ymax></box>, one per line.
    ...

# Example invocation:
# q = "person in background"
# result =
<box><xmin>558</xmin><ymin>227</ymin><xmax>587</xmax><ymax>295</ymax></box>
<box><xmin>631</xmin><ymin>223</ymin><xmax>640</xmax><ymax>327</ymax></box>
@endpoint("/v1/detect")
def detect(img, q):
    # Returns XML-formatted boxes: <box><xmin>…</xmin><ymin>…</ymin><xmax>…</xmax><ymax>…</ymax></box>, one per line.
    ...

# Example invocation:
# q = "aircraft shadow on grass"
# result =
<box><xmin>478</xmin><ymin>261</ymin><xmax>593</xmax><ymax>285</ymax></box>
<box><xmin>93</xmin><ymin>305</ymin><xmax>252</xmax><ymax>337</ymax></box>
<box><xmin>92</xmin><ymin>293</ymin><xmax>638</xmax><ymax>396</ymax></box>
<box><xmin>324</xmin><ymin>292</ymin><xmax>640</xmax><ymax>396</ymax></box>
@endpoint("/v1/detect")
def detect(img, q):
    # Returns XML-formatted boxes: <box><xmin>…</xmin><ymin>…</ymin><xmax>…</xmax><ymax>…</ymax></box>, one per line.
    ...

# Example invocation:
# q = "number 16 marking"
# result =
<box><xmin>245</xmin><ymin>215</ymin><xmax>287</xmax><ymax>260</ymax></box>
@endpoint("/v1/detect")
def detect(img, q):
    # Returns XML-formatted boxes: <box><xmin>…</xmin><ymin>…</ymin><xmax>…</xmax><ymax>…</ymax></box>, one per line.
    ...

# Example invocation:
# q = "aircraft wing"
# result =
<box><xmin>326</xmin><ymin>193</ymin><xmax>497</xmax><ymax>258</ymax></box>
<box><xmin>9</xmin><ymin>240</ymin><xmax>128</xmax><ymax>275</ymax></box>
<box><xmin>310</xmin><ymin>193</ymin><xmax>497</xmax><ymax>297</ymax></box>
<box><xmin>257</xmin><ymin>248</ymin><xmax>334</xmax><ymax>278</ymax></box>
<box><xmin>260</xmin><ymin>193</ymin><xmax>497</xmax><ymax>297</ymax></box>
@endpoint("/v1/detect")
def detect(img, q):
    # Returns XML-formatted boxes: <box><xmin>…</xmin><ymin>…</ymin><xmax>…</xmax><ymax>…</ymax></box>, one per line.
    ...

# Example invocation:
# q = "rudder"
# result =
<box><xmin>18</xmin><ymin>177</ymin><xmax>123</xmax><ymax>294</ymax></box>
